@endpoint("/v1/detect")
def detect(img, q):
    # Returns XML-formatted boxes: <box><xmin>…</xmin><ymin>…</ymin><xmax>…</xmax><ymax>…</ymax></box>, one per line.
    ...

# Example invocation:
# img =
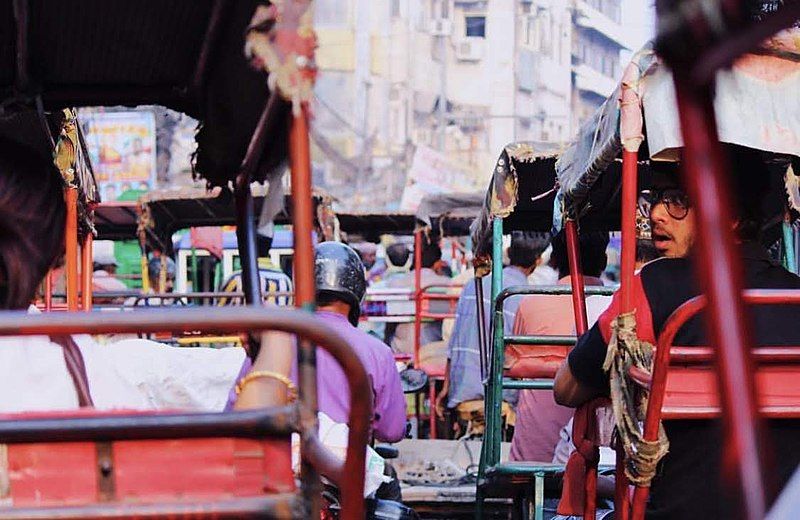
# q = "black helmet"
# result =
<box><xmin>315</xmin><ymin>242</ymin><xmax>367</xmax><ymax>325</ymax></box>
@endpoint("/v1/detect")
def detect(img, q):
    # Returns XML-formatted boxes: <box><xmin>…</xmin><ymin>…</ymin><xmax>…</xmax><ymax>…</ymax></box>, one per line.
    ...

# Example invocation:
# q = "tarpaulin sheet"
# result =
<box><xmin>556</xmin><ymin>31</ymin><xmax>800</xmax><ymax>228</ymax></box>
<box><xmin>470</xmin><ymin>142</ymin><xmax>559</xmax><ymax>276</ymax></box>
<box><xmin>0</xmin><ymin>0</ymin><xmax>287</xmax><ymax>188</ymax></box>
<box><xmin>415</xmin><ymin>192</ymin><xmax>484</xmax><ymax>237</ymax></box>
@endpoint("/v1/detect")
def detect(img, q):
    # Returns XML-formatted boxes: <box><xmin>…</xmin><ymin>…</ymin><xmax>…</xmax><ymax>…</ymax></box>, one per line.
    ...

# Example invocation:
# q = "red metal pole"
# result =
<box><xmin>413</xmin><ymin>229</ymin><xmax>423</xmax><ymax>368</ymax></box>
<box><xmin>565</xmin><ymin>219</ymin><xmax>588</xmax><ymax>334</ymax></box>
<box><xmin>81</xmin><ymin>233</ymin><xmax>93</xmax><ymax>312</ymax></box>
<box><xmin>44</xmin><ymin>271</ymin><xmax>52</xmax><ymax>312</ymax></box>
<box><xmin>611</xmin><ymin>148</ymin><xmax>639</xmax><ymax>519</ymax></box>
<box><xmin>289</xmin><ymin>109</ymin><xmax>316</xmax><ymax>311</ymax></box>
<box><xmin>564</xmin><ymin>219</ymin><xmax>598</xmax><ymax>518</ymax></box>
<box><xmin>673</xmin><ymin>80</ymin><xmax>767</xmax><ymax>520</ymax></box>
<box><xmin>65</xmin><ymin>187</ymin><xmax>79</xmax><ymax>312</ymax></box>
<box><xmin>620</xmin><ymin>150</ymin><xmax>638</xmax><ymax>312</ymax></box>
<box><xmin>289</xmin><ymin>107</ymin><xmax>333</xmax><ymax>519</ymax></box>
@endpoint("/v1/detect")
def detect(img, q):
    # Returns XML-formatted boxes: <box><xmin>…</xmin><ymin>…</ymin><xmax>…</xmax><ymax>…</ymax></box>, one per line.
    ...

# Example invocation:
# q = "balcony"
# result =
<box><xmin>574</xmin><ymin>0</ymin><xmax>631</xmax><ymax>50</ymax></box>
<box><xmin>572</xmin><ymin>63</ymin><xmax>617</xmax><ymax>99</ymax></box>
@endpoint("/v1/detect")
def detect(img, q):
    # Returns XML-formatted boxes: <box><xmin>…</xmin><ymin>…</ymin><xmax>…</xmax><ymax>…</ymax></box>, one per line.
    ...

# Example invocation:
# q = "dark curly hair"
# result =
<box><xmin>550</xmin><ymin>230</ymin><xmax>609</xmax><ymax>279</ymax></box>
<box><xmin>0</xmin><ymin>137</ymin><xmax>66</xmax><ymax>309</ymax></box>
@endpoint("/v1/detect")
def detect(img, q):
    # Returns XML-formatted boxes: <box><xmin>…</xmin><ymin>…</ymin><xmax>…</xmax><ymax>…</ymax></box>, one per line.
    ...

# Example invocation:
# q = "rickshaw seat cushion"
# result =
<box><xmin>503</xmin><ymin>344</ymin><xmax>564</xmax><ymax>379</ymax></box>
<box><xmin>663</xmin><ymin>366</ymin><xmax>800</xmax><ymax>419</ymax></box>
<box><xmin>0</xmin><ymin>409</ymin><xmax>295</xmax><ymax>507</ymax></box>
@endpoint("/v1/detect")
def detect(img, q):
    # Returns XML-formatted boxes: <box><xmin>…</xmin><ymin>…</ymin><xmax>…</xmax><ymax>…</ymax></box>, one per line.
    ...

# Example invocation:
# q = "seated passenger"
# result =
<box><xmin>312</xmin><ymin>242</ymin><xmax>406</xmax><ymax>443</ymax></box>
<box><xmin>509</xmin><ymin>230</ymin><xmax>609</xmax><ymax>462</ymax></box>
<box><xmin>91</xmin><ymin>241</ymin><xmax>129</xmax><ymax>294</ymax></box>
<box><xmin>554</xmin><ymin>150</ymin><xmax>800</xmax><ymax>519</ymax></box>
<box><xmin>218</xmin><ymin>234</ymin><xmax>293</xmax><ymax>306</ymax></box>
<box><xmin>0</xmin><ymin>136</ymin><xmax>256</xmax><ymax>413</ymax></box>
<box><xmin>137</xmin><ymin>255</ymin><xmax>180</xmax><ymax>306</ymax></box>
<box><xmin>435</xmin><ymin>232</ymin><xmax>550</xmax><ymax>432</ymax></box>
<box><xmin>387</xmin><ymin>233</ymin><xmax>452</xmax><ymax>358</ymax></box>
<box><xmin>380</xmin><ymin>242</ymin><xmax>412</xmax><ymax>285</ymax></box>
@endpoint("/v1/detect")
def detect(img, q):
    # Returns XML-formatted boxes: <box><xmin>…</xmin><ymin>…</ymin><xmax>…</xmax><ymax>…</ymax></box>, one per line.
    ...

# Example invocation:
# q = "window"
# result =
<box><xmin>315</xmin><ymin>0</ymin><xmax>350</xmax><ymax>27</ymax></box>
<box><xmin>391</xmin><ymin>0</ymin><xmax>401</xmax><ymax>18</ymax></box>
<box><xmin>465</xmin><ymin>16</ymin><xmax>486</xmax><ymax>38</ymax></box>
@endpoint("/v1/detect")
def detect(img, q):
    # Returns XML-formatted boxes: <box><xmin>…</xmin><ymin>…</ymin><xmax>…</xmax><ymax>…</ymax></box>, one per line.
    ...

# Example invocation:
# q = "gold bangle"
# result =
<box><xmin>235</xmin><ymin>370</ymin><xmax>298</xmax><ymax>402</ymax></box>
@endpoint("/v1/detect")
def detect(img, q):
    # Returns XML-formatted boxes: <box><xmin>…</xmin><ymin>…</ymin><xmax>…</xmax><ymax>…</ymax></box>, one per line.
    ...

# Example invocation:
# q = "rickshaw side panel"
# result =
<box><xmin>6</xmin><ymin>437</ymin><xmax>294</xmax><ymax>507</ymax></box>
<box><xmin>662</xmin><ymin>366</ymin><xmax>800</xmax><ymax>418</ymax></box>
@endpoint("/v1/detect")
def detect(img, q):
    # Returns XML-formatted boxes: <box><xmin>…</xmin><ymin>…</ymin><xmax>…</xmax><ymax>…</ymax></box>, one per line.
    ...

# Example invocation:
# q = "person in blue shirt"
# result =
<box><xmin>435</xmin><ymin>232</ymin><xmax>550</xmax><ymax>427</ymax></box>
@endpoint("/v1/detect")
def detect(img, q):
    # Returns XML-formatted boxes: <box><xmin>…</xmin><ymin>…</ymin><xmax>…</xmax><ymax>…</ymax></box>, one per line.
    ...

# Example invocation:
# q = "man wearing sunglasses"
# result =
<box><xmin>553</xmin><ymin>147</ymin><xmax>800</xmax><ymax>519</ymax></box>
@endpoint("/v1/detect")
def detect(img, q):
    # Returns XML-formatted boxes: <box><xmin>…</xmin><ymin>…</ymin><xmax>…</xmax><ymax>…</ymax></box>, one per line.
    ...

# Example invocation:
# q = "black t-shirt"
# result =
<box><xmin>568</xmin><ymin>242</ymin><xmax>800</xmax><ymax>519</ymax></box>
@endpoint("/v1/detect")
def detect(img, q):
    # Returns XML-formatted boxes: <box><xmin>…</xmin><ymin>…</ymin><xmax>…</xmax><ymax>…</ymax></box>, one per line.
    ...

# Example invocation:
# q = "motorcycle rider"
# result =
<box><xmin>312</xmin><ymin>241</ymin><xmax>406</xmax><ymax>443</ymax></box>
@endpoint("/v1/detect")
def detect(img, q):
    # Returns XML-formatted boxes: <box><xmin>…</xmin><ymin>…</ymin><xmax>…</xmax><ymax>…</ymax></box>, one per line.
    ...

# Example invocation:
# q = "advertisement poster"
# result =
<box><xmin>82</xmin><ymin>111</ymin><xmax>157</xmax><ymax>202</ymax></box>
<box><xmin>399</xmin><ymin>145</ymin><xmax>479</xmax><ymax>212</ymax></box>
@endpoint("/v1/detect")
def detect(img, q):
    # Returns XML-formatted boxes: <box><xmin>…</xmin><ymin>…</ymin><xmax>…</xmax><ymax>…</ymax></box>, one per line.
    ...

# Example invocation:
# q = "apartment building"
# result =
<box><xmin>313</xmin><ymin>0</ymin><xmax>628</xmax><ymax>210</ymax></box>
<box><xmin>571</xmin><ymin>0</ymin><xmax>628</xmax><ymax>130</ymax></box>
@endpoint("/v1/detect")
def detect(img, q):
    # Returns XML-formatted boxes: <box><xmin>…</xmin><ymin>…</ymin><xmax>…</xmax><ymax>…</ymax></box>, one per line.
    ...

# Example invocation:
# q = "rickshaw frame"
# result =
<box><xmin>0</xmin><ymin>1</ymin><xmax>369</xmax><ymax>518</ymax></box>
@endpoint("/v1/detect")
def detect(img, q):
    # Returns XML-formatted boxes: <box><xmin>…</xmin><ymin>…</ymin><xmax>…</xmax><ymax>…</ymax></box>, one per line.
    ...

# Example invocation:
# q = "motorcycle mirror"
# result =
<box><xmin>400</xmin><ymin>368</ymin><xmax>428</xmax><ymax>394</ymax></box>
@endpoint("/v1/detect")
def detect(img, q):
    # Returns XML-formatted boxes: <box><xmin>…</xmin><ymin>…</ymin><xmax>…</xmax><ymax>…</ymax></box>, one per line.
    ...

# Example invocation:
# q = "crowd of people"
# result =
<box><xmin>4</xmin><ymin>131</ymin><xmax>800</xmax><ymax>518</ymax></box>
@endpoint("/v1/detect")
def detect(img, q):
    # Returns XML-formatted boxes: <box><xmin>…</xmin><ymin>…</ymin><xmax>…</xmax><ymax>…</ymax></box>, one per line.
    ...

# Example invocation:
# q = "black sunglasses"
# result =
<box><xmin>639</xmin><ymin>189</ymin><xmax>691</xmax><ymax>220</ymax></box>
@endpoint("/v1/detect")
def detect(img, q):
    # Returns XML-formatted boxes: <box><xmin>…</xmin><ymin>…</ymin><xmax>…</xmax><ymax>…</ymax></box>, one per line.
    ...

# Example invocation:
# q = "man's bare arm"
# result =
<box><xmin>553</xmin><ymin>359</ymin><xmax>601</xmax><ymax>408</ymax></box>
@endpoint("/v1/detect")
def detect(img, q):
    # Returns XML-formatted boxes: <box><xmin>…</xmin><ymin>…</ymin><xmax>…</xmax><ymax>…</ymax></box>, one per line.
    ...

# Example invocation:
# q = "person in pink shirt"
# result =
<box><xmin>312</xmin><ymin>242</ymin><xmax>407</xmax><ymax>443</ymax></box>
<box><xmin>509</xmin><ymin>231</ymin><xmax>609</xmax><ymax>462</ymax></box>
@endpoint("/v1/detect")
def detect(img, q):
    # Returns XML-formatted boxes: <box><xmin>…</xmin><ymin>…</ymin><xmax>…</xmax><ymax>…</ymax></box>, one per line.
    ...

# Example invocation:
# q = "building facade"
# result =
<box><xmin>313</xmin><ymin>0</ymin><xmax>627</xmax><ymax>211</ymax></box>
<box><xmin>570</xmin><ymin>0</ymin><xmax>627</xmax><ymax>131</ymax></box>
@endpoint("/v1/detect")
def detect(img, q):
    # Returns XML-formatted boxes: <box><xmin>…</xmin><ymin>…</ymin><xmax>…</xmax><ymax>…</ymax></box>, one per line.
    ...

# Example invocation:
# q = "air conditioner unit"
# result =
<box><xmin>429</xmin><ymin>18</ymin><xmax>453</xmax><ymax>36</ymax></box>
<box><xmin>455</xmin><ymin>39</ymin><xmax>484</xmax><ymax>61</ymax></box>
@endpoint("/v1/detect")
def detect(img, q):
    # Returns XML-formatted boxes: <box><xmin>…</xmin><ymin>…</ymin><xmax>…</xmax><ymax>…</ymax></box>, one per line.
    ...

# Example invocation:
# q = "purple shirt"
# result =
<box><xmin>308</xmin><ymin>311</ymin><xmax>406</xmax><ymax>442</ymax></box>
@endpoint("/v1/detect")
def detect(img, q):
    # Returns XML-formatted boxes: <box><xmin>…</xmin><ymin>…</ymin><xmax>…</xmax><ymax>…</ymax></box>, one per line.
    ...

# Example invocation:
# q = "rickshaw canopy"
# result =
<box><xmin>0</xmin><ymin>0</ymin><xmax>289</xmax><ymax>187</ymax></box>
<box><xmin>140</xmin><ymin>186</ymin><xmax>335</xmax><ymax>255</ymax></box>
<box><xmin>415</xmin><ymin>191</ymin><xmax>484</xmax><ymax>237</ymax></box>
<box><xmin>556</xmin><ymin>36</ymin><xmax>800</xmax><ymax>231</ymax></box>
<box><xmin>337</xmin><ymin>212</ymin><xmax>416</xmax><ymax>242</ymax></box>
<box><xmin>469</xmin><ymin>142</ymin><xmax>560</xmax><ymax>275</ymax></box>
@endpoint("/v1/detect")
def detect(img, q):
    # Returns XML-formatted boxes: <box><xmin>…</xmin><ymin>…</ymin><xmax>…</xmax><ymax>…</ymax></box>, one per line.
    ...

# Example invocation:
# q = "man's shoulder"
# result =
<box><xmin>639</xmin><ymin>257</ymin><xmax>693</xmax><ymax>289</ymax></box>
<box><xmin>347</xmin><ymin>326</ymin><xmax>395</xmax><ymax>363</ymax></box>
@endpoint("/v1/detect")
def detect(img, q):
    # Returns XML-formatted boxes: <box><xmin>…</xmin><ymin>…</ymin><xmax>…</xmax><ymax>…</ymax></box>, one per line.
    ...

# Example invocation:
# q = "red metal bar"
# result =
<box><xmin>0</xmin><ymin>306</ymin><xmax>370</xmax><ymax>520</ymax></box>
<box><xmin>673</xmin><ymin>80</ymin><xmax>768</xmax><ymax>520</ymax></box>
<box><xmin>564</xmin><ymin>219</ymin><xmax>600</xmax><ymax>518</ymax></box>
<box><xmin>612</xmin><ymin>146</ymin><xmax>639</xmax><ymax>520</ymax></box>
<box><xmin>81</xmin><ymin>233</ymin><xmax>93</xmax><ymax>312</ymax></box>
<box><xmin>413</xmin><ymin>229</ymin><xmax>423</xmax><ymax>368</ymax></box>
<box><xmin>630</xmin><ymin>289</ymin><xmax>800</xmax><ymax>518</ymax></box>
<box><xmin>65</xmin><ymin>187</ymin><xmax>79</xmax><ymax>312</ymax></box>
<box><xmin>288</xmin><ymin>107</ymin><xmax>332</xmax><ymax>518</ymax></box>
<box><xmin>289</xmin><ymin>108</ymin><xmax>316</xmax><ymax>310</ymax></box>
<box><xmin>44</xmin><ymin>271</ymin><xmax>52</xmax><ymax>311</ymax></box>
<box><xmin>564</xmin><ymin>220</ymin><xmax>588</xmax><ymax>334</ymax></box>
<box><xmin>620</xmin><ymin>149</ymin><xmax>638</xmax><ymax>313</ymax></box>
<box><xmin>615</xmin><ymin>441</ymin><xmax>630</xmax><ymax>520</ymax></box>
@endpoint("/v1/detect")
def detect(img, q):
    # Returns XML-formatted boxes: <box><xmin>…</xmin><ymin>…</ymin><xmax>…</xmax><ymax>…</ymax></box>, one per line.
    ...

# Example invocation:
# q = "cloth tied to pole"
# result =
<box><xmin>556</xmin><ymin>400</ymin><xmax>602</xmax><ymax>516</ymax></box>
<box><xmin>603</xmin><ymin>311</ymin><xmax>669</xmax><ymax>487</ymax></box>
